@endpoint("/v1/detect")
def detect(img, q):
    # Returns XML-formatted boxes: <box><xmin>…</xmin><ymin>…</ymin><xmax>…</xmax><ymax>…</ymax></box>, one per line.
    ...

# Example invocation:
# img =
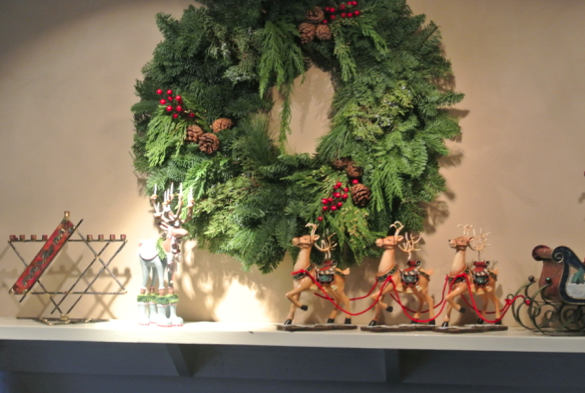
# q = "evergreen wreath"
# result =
<box><xmin>131</xmin><ymin>0</ymin><xmax>463</xmax><ymax>273</ymax></box>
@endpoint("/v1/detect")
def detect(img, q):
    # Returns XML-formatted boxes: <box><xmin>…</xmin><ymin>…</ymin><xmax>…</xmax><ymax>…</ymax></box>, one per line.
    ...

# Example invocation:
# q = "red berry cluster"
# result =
<box><xmin>317</xmin><ymin>180</ymin><xmax>358</xmax><ymax>221</ymax></box>
<box><xmin>322</xmin><ymin>2</ymin><xmax>361</xmax><ymax>24</ymax></box>
<box><xmin>156</xmin><ymin>88</ymin><xmax>196</xmax><ymax>120</ymax></box>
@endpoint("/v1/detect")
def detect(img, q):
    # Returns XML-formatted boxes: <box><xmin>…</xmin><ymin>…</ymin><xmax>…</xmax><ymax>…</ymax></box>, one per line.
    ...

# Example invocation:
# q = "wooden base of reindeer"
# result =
<box><xmin>277</xmin><ymin>323</ymin><xmax>358</xmax><ymax>332</ymax></box>
<box><xmin>361</xmin><ymin>324</ymin><xmax>436</xmax><ymax>333</ymax></box>
<box><xmin>433</xmin><ymin>324</ymin><xmax>508</xmax><ymax>334</ymax></box>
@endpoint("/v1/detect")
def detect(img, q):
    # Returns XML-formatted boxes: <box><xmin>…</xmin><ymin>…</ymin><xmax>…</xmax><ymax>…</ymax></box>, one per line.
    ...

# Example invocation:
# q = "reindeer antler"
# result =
<box><xmin>399</xmin><ymin>232</ymin><xmax>422</xmax><ymax>260</ymax></box>
<box><xmin>151</xmin><ymin>183</ymin><xmax>195</xmax><ymax>230</ymax></box>
<box><xmin>389</xmin><ymin>221</ymin><xmax>404</xmax><ymax>240</ymax></box>
<box><xmin>314</xmin><ymin>231</ymin><xmax>337</xmax><ymax>260</ymax></box>
<box><xmin>457</xmin><ymin>224</ymin><xmax>474</xmax><ymax>239</ymax></box>
<box><xmin>305</xmin><ymin>223</ymin><xmax>319</xmax><ymax>241</ymax></box>
<box><xmin>469</xmin><ymin>228</ymin><xmax>491</xmax><ymax>259</ymax></box>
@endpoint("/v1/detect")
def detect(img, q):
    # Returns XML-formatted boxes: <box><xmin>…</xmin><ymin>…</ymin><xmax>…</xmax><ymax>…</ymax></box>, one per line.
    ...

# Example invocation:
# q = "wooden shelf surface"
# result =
<box><xmin>0</xmin><ymin>317</ymin><xmax>583</xmax><ymax>353</ymax></box>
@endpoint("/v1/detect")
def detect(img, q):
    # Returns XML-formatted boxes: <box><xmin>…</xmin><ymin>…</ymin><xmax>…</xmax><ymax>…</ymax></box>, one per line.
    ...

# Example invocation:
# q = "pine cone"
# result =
<box><xmin>212</xmin><ymin>118</ymin><xmax>233</xmax><ymax>133</ymax></box>
<box><xmin>332</xmin><ymin>157</ymin><xmax>351</xmax><ymax>170</ymax></box>
<box><xmin>198</xmin><ymin>133</ymin><xmax>220</xmax><ymax>154</ymax></box>
<box><xmin>299</xmin><ymin>23</ymin><xmax>316</xmax><ymax>44</ymax></box>
<box><xmin>316</xmin><ymin>24</ymin><xmax>332</xmax><ymax>41</ymax></box>
<box><xmin>351</xmin><ymin>184</ymin><xmax>371</xmax><ymax>207</ymax></box>
<box><xmin>306</xmin><ymin>7</ymin><xmax>325</xmax><ymax>24</ymax></box>
<box><xmin>185</xmin><ymin>125</ymin><xmax>204</xmax><ymax>144</ymax></box>
<box><xmin>346</xmin><ymin>163</ymin><xmax>363</xmax><ymax>178</ymax></box>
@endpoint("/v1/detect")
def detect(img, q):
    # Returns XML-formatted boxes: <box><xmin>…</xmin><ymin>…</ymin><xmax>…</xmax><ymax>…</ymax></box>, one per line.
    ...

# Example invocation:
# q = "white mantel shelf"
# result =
<box><xmin>0</xmin><ymin>317</ymin><xmax>583</xmax><ymax>353</ymax></box>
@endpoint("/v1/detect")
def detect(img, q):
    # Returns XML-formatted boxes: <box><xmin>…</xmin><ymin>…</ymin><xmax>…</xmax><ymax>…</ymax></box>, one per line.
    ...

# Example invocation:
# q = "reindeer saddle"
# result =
<box><xmin>471</xmin><ymin>261</ymin><xmax>495</xmax><ymax>288</ymax></box>
<box><xmin>316</xmin><ymin>260</ymin><xmax>338</xmax><ymax>285</ymax></box>
<box><xmin>401</xmin><ymin>260</ymin><xmax>422</xmax><ymax>289</ymax></box>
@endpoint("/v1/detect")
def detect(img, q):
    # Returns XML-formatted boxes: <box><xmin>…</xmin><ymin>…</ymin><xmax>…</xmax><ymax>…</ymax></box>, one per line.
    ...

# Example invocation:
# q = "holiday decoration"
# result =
<box><xmin>466</xmin><ymin>230</ymin><xmax>502</xmax><ymax>325</ymax></box>
<box><xmin>280</xmin><ymin>224</ymin><xmax>355</xmax><ymax>330</ymax></box>
<box><xmin>306</xmin><ymin>6</ymin><xmax>325</xmax><ymax>24</ymax></box>
<box><xmin>212</xmin><ymin>118</ymin><xmax>234</xmax><ymax>133</ymax></box>
<box><xmin>367</xmin><ymin>222</ymin><xmax>405</xmax><ymax>326</ymax></box>
<box><xmin>198</xmin><ymin>133</ymin><xmax>220</xmax><ymax>154</ymax></box>
<box><xmin>185</xmin><ymin>125</ymin><xmax>204</xmax><ymax>144</ymax></box>
<box><xmin>315</xmin><ymin>24</ymin><xmax>332</xmax><ymax>41</ymax></box>
<box><xmin>345</xmin><ymin>161</ymin><xmax>362</xmax><ymax>178</ymax></box>
<box><xmin>397</xmin><ymin>232</ymin><xmax>435</xmax><ymax>324</ymax></box>
<box><xmin>350</xmin><ymin>183</ymin><xmax>371</xmax><ymax>207</ymax></box>
<box><xmin>510</xmin><ymin>245</ymin><xmax>585</xmax><ymax>335</ymax></box>
<box><xmin>365</xmin><ymin>222</ymin><xmax>433</xmax><ymax>327</ymax></box>
<box><xmin>298</xmin><ymin>22</ymin><xmax>317</xmax><ymax>44</ymax></box>
<box><xmin>437</xmin><ymin>225</ymin><xmax>507</xmax><ymax>332</ymax></box>
<box><xmin>131</xmin><ymin>0</ymin><xmax>463</xmax><ymax>274</ymax></box>
<box><xmin>8</xmin><ymin>212</ymin><xmax>127</xmax><ymax>325</ymax></box>
<box><xmin>439</xmin><ymin>225</ymin><xmax>474</xmax><ymax>327</ymax></box>
<box><xmin>361</xmin><ymin>222</ymin><xmax>435</xmax><ymax>331</ymax></box>
<box><xmin>331</xmin><ymin>157</ymin><xmax>351</xmax><ymax>170</ymax></box>
<box><xmin>10</xmin><ymin>212</ymin><xmax>77</xmax><ymax>295</ymax></box>
<box><xmin>137</xmin><ymin>184</ymin><xmax>193</xmax><ymax>327</ymax></box>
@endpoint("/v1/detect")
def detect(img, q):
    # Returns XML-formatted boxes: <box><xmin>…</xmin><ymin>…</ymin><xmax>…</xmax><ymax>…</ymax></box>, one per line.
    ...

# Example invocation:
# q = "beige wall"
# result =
<box><xmin>0</xmin><ymin>0</ymin><xmax>584</xmax><ymax>326</ymax></box>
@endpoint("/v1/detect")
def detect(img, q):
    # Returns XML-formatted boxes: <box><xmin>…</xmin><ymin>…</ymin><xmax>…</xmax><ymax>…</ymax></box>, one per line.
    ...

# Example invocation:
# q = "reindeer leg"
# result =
<box><xmin>447</xmin><ymin>284</ymin><xmax>467</xmax><ymax>313</ymax></box>
<box><xmin>284</xmin><ymin>279</ymin><xmax>304</xmax><ymax>325</ymax></box>
<box><xmin>285</xmin><ymin>277</ymin><xmax>313</xmax><ymax>313</ymax></box>
<box><xmin>377</xmin><ymin>282</ymin><xmax>396</xmax><ymax>313</ymax></box>
<box><xmin>330</xmin><ymin>278</ymin><xmax>352</xmax><ymax>324</ymax></box>
<box><xmin>369</xmin><ymin>283</ymin><xmax>395</xmax><ymax>326</ymax></box>
<box><xmin>283</xmin><ymin>279</ymin><xmax>302</xmax><ymax>325</ymax></box>
<box><xmin>369</xmin><ymin>283</ymin><xmax>385</xmax><ymax>326</ymax></box>
<box><xmin>441</xmin><ymin>284</ymin><xmax>467</xmax><ymax>327</ymax></box>
<box><xmin>326</xmin><ymin>288</ymin><xmax>340</xmax><ymax>323</ymax></box>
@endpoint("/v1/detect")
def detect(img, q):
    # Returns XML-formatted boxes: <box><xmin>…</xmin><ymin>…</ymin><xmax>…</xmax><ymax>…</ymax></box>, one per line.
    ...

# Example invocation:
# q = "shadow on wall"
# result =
<box><xmin>177</xmin><ymin>241</ymin><xmax>439</xmax><ymax>325</ymax></box>
<box><xmin>0</xmin><ymin>242</ymin><xmax>131</xmax><ymax>320</ymax></box>
<box><xmin>0</xmin><ymin>0</ymin><xmax>192</xmax><ymax>55</ymax></box>
<box><xmin>178</xmin><ymin>241</ymin><xmax>293</xmax><ymax>323</ymax></box>
<box><xmin>423</xmin><ymin>108</ymin><xmax>469</xmax><ymax>235</ymax></box>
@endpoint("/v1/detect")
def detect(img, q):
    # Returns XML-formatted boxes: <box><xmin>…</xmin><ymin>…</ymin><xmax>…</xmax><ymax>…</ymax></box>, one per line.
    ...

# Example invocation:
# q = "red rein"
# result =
<box><xmin>290</xmin><ymin>269</ymin><xmax>523</xmax><ymax>323</ymax></box>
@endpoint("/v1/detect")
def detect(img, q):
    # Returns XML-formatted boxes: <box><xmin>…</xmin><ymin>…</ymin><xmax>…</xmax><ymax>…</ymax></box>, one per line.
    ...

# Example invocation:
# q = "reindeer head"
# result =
<box><xmin>292</xmin><ymin>223</ymin><xmax>320</xmax><ymax>249</ymax></box>
<box><xmin>448</xmin><ymin>224</ymin><xmax>474</xmax><ymax>250</ymax></box>
<box><xmin>375</xmin><ymin>221</ymin><xmax>405</xmax><ymax>249</ymax></box>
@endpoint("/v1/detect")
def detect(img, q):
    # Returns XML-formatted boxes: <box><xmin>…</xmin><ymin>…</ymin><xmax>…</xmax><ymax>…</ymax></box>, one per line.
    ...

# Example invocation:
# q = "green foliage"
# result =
<box><xmin>167</xmin><ymin>294</ymin><xmax>180</xmax><ymax>304</ymax></box>
<box><xmin>131</xmin><ymin>0</ymin><xmax>463</xmax><ymax>273</ymax></box>
<box><xmin>146</xmin><ymin>293</ymin><xmax>158</xmax><ymax>303</ymax></box>
<box><xmin>145</xmin><ymin>109</ymin><xmax>189</xmax><ymax>167</ymax></box>
<box><xmin>156</xmin><ymin>295</ymin><xmax>170</xmax><ymax>305</ymax></box>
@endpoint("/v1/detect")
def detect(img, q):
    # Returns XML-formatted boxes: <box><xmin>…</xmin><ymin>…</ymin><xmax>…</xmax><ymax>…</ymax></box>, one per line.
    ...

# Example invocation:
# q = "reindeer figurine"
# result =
<box><xmin>468</xmin><ymin>229</ymin><xmax>502</xmax><ymax>325</ymax></box>
<box><xmin>283</xmin><ymin>223</ymin><xmax>319</xmax><ymax>325</ymax></box>
<box><xmin>312</xmin><ymin>232</ymin><xmax>352</xmax><ymax>325</ymax></box>
<box><xmin>440</xmin><ymin>224</ymin><xmax>496</xmax><ymax>327</ymax></box>
<box><xmin>137</xmin><ymin>183</ymin><xmax>194</xmax><ymax>327</ymax></box>
<box><xmin>284</xmin><ymin>224</ymin><xmax>352</xmax><ymax>326</ymax></box>
<box><xmin>368</xmin><ymin>222</ymin><xmax>405</xmax><ymax>326</ymax></box>
<box><xmin>398</xmin><ymin>233</ymin><xmax>436</xmax><ymax>325</ymax></box>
